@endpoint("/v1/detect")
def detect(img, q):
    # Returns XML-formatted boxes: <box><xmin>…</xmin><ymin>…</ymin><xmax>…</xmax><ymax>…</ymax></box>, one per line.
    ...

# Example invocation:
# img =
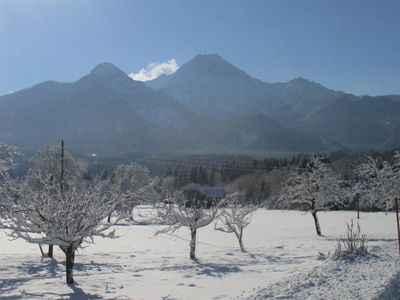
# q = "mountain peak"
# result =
<box><xmin>290</xmin><ymin>77</ymin><xmax>312</xmax><ymax>82</ymax></box>
<box><xmin>176</xmin><ymin>54</ymin><xmax>250</xmax><ymax>80</ymax></box>
<box><xmin>288</xmin><ymin>77</ymin><xmax>313</xmax><ymax>85</ymax></box>
<box><xmin>191</xmin><ymin>53</ymin><xmax>225</xmax><ymax>63</ymax></box>
<box><xmin>186</xmin><ymin>54</ymin><xmax>234</xmax><ymax>68</ymax></box>
<box><xmin>91</xmin><ymin>62</ymin><xmax>126</xmax><ymax>78</ymax></box>
<box><xmin>286</xmin><ymin>77</ymin><xmax>330</xmax><ymax>91</ymax></box>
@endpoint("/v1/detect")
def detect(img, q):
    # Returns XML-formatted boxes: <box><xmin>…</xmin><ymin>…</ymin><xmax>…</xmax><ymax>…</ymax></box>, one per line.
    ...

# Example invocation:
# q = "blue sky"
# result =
<box><xmin>0</xmin><ymin>0</ymin><xmax>399</xmax><ymax>96</ymax></box>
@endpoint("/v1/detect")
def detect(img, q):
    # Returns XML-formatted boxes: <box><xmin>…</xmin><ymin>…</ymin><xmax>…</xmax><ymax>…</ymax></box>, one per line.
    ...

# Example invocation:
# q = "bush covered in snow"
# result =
<box><xmin>332</xmin><ymin>220</ymin><xmax>368</xmax><ymax>260</ymax></box>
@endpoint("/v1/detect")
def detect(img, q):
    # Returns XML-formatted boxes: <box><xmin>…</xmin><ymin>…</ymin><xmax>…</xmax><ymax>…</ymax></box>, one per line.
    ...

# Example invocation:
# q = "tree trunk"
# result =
<box><xmin>190</xmin><ymin>227</ymin><xmax>197</xmax><ymax>260</ymax></box>
<box><xmin>65</xmin><ymin>244</ymin><xmax>75</xmax><ymax>285</ymax></box>
<box><xmin>238</xmin><ymin>236</ymin><xmax>246</xmax><ymax>253</ymax></box>
<box><xmin>48</xmin><ymin>245</ymin><xmax>53</xmax><ymax>258</ymax></box>
<box><xmin>39</xmin><ymin>244</ymin><xmax>46</xmax><ymax>257</ymax></box>
<box><xmin>311</xmin><ymin>210</ymin><xmax>322</xmax><ymax>236</ymax></box>
<box><xmin>38</xmin><ymin>244</ymin><xmax>53</xmax><ymax>258</ymax></box>
<box><xmin>236</xmin><ymin>228</ymin><xmax>246</xmax><ymax>253</ymax></box>
<box><xmin>356</xmin><ymin>193</ymin><xmax>360</xmax><ymax>219</ymax></box>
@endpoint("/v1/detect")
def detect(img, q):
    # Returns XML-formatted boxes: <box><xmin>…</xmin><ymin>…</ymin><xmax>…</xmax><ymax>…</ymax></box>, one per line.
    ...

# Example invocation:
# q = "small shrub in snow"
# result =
<box><xmin>333</xmin><ymin>220</ymin><xmax>368</xmax><ymax>260</ymax></box>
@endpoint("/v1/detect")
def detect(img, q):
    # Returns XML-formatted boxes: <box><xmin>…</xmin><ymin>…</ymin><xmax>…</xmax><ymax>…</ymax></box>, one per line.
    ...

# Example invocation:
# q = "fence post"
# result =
<box><xmin>395</xmin><ymin>197</ymin><xmax>400</xmax><ymax>256</ymax></box>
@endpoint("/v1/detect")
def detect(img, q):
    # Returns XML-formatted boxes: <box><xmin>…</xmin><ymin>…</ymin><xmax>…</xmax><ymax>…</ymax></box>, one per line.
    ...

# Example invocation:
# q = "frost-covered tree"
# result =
<box><xmin>279</xmin><ymin>156</ymin><xmax>343</xmax><ymax>236</ymax></box>
<box><xmin>0</xmin><ymin>144</ymin><xmax>16</xmax><ymax>180</ymax></box>
<box><xmin>353</xmin><ymin>156</ymin><xmax>383</xmax><ymax>211</ymax></box>
<box><xmin>357</xmin><ymin>152</ymin><xmax>400</xmax><ymax>210</ymax></box>
<box><xmin>97</xmin><ymin>163</ymin><xmax>157</xmax><ymax>222</ymax></box>
<box><xmin>158</xmin><ymin>191</ymin><xmax>226</xmax><ymax>260</ymax></box>
<box><xmin>2</xmin><ymin>171</ymin><xmax>119</xmax><ymax>285</ymax></box>
<box><xmin>379</xmin><ymin>152</ymin><xmax>400</xmax><ymax>209</ymax></box>
<box><xmin>214</xmin><ymin>194</ymin><xmax>256</xmax><ymax>252</ymax></box>
<box><xmin>356</xmin><ymin>152</ymin><xmax>400</xmax><ymax>254</ymax></box>
<box><xmin>24</xmin><ymin>144</ymin><xmax>88</xmax><ymax>257</ymax></box>
<box><xmin>0</xmin><ymin>144</ymin><xmax>18</xmax><ymax>214</ymax></box>
<box><xmin>27</xmin><ymin>144</ymin><xmax>88</xmax><ymax>190</ymax></box>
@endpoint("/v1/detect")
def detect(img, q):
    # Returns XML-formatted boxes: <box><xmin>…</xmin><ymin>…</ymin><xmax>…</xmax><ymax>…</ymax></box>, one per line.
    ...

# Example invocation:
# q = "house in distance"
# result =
<box><xmin>182</xmin><ymin>183</ymin><xmax>226</xmax><ymax>208</ymax></box>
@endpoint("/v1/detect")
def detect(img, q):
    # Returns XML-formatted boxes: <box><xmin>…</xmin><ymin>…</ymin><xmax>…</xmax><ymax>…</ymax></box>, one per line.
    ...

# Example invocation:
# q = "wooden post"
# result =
<box><xmin>355</xmin><ymin>175</ymin><xmax>360</xmax><ymax>220</ymax></box>
<box><xmin>356</xmin><ymin>193</ymin><xmax>360</xmax><ymax>219</ymax></box>
<box><xmin>61</xmin><ymin>140</ymin><xmax>65</xmax><ymax>194</ymax></box>
<box><xmin>47</xmin><ymin>140</ymin><xmax>65</xmax><ymax>259</ymax></box>
<box><xmin>395</xmin><ymin>197</ymin><xmax>400</xmax><ymax>256</ymax></box>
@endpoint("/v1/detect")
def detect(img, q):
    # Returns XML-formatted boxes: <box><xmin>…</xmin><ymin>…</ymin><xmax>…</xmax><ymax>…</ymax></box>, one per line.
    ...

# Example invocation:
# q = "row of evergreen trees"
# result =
<box><xmin>165</xmin><ymin>155</ymin><xmax>309</xmax><ymax>188</ymax></box>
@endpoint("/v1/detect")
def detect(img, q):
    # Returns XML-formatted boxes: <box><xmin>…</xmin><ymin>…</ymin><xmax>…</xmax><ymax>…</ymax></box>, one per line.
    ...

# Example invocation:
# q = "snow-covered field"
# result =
<box><xmin>0</xmin><ymin>209</ymin><xmax>399</xmax><ymax>299</ymax></box>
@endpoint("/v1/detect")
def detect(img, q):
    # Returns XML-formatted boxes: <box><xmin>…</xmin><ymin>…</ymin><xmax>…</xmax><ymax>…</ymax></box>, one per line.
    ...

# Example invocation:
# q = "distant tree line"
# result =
<box><xmin>165</xmin><ymin>155</ymin><xmax>308</xmax><ymax>187</ymax></box>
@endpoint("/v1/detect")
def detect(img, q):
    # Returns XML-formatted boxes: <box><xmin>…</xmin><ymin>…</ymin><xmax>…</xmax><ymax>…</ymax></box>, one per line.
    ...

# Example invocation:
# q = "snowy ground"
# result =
<box><xmin>0</xmin><ymin>209</ymin><xmax>399</xmax><ymax>299</ymax></box>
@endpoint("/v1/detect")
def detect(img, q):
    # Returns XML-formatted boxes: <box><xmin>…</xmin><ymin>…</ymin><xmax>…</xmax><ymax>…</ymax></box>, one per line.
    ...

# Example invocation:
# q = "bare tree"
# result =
<box><xmin>157</xmin><ymin>191</ymin><xmax>226</xmax><ymax>260</ymax></box>
<box><xmin>2</xmin><ymin>171</ymin><xmax>120</xmax><ymax>285</ymax></box>
<box><xmin>279</xmin><ymin>156</ymin><xmax>343</xmax><ymax>236</ymax></box>
<box><xmin>214</xmin><ymin>194</ymin><xmax>256</xmax><ymax>252</ymax></box>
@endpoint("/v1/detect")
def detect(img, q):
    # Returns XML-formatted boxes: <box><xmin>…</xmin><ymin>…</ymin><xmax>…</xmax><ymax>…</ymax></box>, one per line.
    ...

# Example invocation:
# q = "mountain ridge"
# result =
<box><xmin>0</xmin><ymin>56</ymin><xmax>399</xmax><ymax>155</ymax></box>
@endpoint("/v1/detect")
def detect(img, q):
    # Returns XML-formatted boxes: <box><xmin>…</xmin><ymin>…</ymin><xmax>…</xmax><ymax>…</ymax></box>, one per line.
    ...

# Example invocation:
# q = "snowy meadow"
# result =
<box><xmin>0</xmin><ymin>209</ymin><xmax>399</xmax><ymax>299</ymax></box>
<box><xmin>1</xmin><ymin>145</ymin><xmax>400</xmax><ymax>299</ymax></box>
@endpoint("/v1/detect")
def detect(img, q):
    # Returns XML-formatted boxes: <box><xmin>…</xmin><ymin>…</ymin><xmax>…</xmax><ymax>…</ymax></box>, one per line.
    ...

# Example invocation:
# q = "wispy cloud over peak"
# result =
<box><xmin>128</xmin><ymin>59</ymin><xmax>179</xmax><ymax>82</ymax></box>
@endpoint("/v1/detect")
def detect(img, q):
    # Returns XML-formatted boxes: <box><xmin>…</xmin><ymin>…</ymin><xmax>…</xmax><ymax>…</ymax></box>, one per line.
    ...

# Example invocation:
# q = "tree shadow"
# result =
<box><xmin>326</xmin><ymin>238</ymin><xmax>396</xmax><ymax>242</ymax></box>
<box><xmin>67</xmin><ymin>284</ymin><xmax>103</xmax><ymax>300</ymax></box>
<box><xmin>0</xmin><ymin>258</ymin><xmax>111</xmax><ymax>299</ymax></box>
<box><xmin>246</xmin><ymin>252</ymin><xmax>258</xmax><ymax>260</ymax></box>
<box><xmin>366</xmin><ymin>238</ymin><xmax>397</xmax><ymax>242</ymax></box>
<box><xmin>74</xmin><ymin>261</ymin><xmax>123</xmax><ymax>273</ymax></box>
<box><xmin>15</xmin><ymin>257</ymin><xmax>60</xmax><ymax>277</ymax></box>
<box><xmin>1</xmin><ymin>284</ymin><xmax>104</xmax><ymax>300</ymax></box>
<box><xmin>1</xmin><ymin>258</ymin><xmax>61</xmax><ymax>294</ymax></box>
<box><xmin>0</xmin><ymin>277</ymin><xmax>31</xmax><ymax>294</ymax></box>
<box><xmin>191</xmin><ymin>260</ymin><xmax>241</xmax><ymax>277</ymax></box>
<box><xmin>374</xmin><ymin>271</ymin><xmax>400</xmax><ymax>300</ymax></box>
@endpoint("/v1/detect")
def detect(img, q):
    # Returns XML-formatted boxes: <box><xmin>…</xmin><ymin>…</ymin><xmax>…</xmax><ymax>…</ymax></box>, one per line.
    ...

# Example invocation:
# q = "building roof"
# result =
<box><xmin>183</xmin><ymin>183</ymin><xmax>226</xmax><ymax>199</ymax></box>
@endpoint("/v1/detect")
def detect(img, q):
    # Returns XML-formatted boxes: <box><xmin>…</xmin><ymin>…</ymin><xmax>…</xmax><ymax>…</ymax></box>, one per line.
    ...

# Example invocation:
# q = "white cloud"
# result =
<box><xmin>128</xmin><ymin>58</ymin><xmax>179</xmax><ymax>82</ymax></box>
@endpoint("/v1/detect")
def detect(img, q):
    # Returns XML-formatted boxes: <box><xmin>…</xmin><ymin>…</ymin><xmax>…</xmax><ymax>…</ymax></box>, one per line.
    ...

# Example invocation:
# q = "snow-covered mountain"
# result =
<box><xmin>147</xmin><ymin>54</ymin><xmax>345</xmax><ymax>122</ymax></box>
<box><xmin>0</xmin><ymin>63</ymin><xmax>198</xmax><ymax>154</ymax></box>
<box><xmin>1</xmin><ymin>55</ymin><xmax>399</xmax><ymax>154</ymax></box>
<box><xmin>148</xmin><ymin>54</ymin><xmax>400</xmax><ymax>150</ymax></box>
<box><xmin>148</xmin><ymin>54</ymin><xmax>277</xmax><ymax>119</ymax></box>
